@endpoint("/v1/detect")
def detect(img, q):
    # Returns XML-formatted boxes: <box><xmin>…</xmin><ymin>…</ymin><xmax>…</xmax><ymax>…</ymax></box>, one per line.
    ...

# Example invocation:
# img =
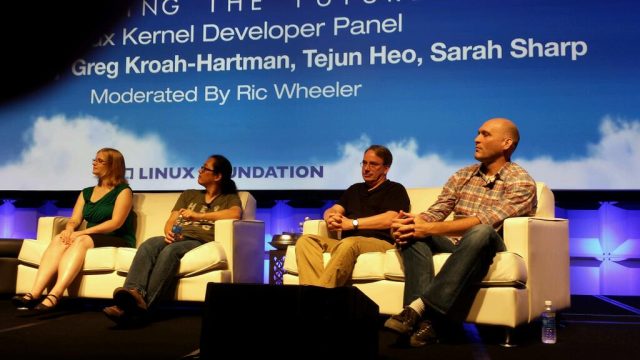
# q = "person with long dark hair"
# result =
<box><xmin>12</xmin><ymin>148</ymin><xmax>135</xmax><ymax>312</ymax></box>
<box><xmin>103</xmin><ymin>154</ymin><xmax>241</xmax><ymax>325</ymax></box>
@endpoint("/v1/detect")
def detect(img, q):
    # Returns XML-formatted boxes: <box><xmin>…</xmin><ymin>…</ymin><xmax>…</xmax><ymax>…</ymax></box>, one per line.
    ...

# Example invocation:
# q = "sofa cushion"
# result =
<box><xmin>178</xmin><ymin>242</ymin><xmax>227</xmax><ymax>276</ymax></box>
<box><xmin>283</xmin><ymin>246</ymin><xmax>307</xmax><ymax>275</ymax></box>
<box><xmin>384</xmin><ymin>249</ymin><xmax>527</xmax><ymax>287</ymax></box>
<box><xmin>283</xmin><ymin>249</ymin><xmax>330</xmax><ymax>276</ymax></box>
<box><xmin>16</xmin><ymin>240</ymin><xmax>42</xmax><ymax>267</ymax></box>
<box><xmin>115</xmin><ymin>241</ymin><xmax>228</xmax><ymax>277</ymax></box>
<box><xmin>18</xmin><ymin>240</ymin><xmax>117</xmax><ymax>272</ymax></box>
<box><xmin>84</xmin><ymin>248</ymin><xmax>118</xmax><ymax>272</ymax></box>
<box><xmin>284</xmin><ymin>246</ymin><xmax>527</xmax><ymax>287</ymax></box>
<box><xmin>115</xmin><ymin>247</ymin><xmax>136</xmax><ymax>273</ymax></box>
<box><xmin>352</xmin><ymin>252</ymin><xmax>386</xmax><ymax>281</ymax></box>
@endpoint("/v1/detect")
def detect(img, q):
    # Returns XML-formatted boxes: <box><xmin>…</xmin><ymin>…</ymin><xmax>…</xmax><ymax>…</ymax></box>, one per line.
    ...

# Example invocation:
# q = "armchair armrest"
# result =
<box><xmin>214</xmin><ymin>219</ymin><xmax>265</xmax><ymax>284</ymax></box>
<box><xmin>36</xmin><ymin>216</ymin><xmax>88</xmax><ymax>244</ymax></box>
<box><xmin>35</xmin><ymin>216</ymin><xmax>64</xmax><ymax>243</ymax></box>
<box><xmin>503</xmin><ymin>216</ymin><xmax>570</xmax><ymax>320</ymax></box>
<box><xmin>302</xmin><ymin>219</ymin><xmax>339</xmax><ymax>239</ymax></box>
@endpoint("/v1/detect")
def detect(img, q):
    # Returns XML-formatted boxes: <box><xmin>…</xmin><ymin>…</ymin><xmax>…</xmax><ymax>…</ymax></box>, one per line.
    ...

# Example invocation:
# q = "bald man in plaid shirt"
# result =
<box><xmin>384</xmin><ymin>118</ymin><xmax>537</xmax><ymax>347</ymax></box>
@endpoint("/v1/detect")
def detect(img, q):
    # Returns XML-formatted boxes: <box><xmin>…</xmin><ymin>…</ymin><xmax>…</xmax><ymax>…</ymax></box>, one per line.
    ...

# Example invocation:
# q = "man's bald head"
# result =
<box><xmin>485</xmin><ymin>117</ymin><xmax>520</xmax><ymax>153</ymax></box>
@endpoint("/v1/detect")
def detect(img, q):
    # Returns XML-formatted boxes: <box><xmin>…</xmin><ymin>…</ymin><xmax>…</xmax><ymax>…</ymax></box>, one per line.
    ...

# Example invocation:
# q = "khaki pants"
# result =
<box><xmin>295</xmin><ymin>234</ymin><xmax>394</xmax><ymax>288</ymax></box>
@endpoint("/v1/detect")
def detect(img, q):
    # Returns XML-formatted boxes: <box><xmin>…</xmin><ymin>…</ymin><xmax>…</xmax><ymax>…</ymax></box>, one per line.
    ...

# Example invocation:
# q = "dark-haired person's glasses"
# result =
<box><xmin>92</xmin><ymin>158</ymin><xmax>107</xmax><ymax>165</ymax></box>
<box><xmin>200</xmin><ymin>166</ymin><xmax>215</xmax><ymax>173</ymax></box>
<box><xmin>360</xmin><ymin>161</ymin><xmax>383</xmax><ymax>170</ymax></box>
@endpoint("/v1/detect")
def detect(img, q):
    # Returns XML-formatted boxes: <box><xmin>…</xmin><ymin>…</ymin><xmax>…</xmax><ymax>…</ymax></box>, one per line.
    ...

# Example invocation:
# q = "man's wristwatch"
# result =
<box><xmin>352</xmin><ymin>218</ymin><xmax>359</xmax><ymax>230</ymax></box>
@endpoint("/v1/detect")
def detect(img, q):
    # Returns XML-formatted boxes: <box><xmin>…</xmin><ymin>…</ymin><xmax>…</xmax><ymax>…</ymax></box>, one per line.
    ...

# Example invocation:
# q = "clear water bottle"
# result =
<box><xmin>541</xmin><ymin>300</ymin><xmax>557</xmax><ymax>344</ymax></box>
<box><xmin>172</xmin><ymin>215</ymin><xmax>184</xmax><ymax>241</ymax></box>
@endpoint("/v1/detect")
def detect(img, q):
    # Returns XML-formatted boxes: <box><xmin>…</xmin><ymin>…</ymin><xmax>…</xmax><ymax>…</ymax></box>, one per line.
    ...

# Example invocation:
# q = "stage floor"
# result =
<box><xmin>0</xmin><ymin>295</ymin><xmax>639</xmax><ymax>359</ymax></box>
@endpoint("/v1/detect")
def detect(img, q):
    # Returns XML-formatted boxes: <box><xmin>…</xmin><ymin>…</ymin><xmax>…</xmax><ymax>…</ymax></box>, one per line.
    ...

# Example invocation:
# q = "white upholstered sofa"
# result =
<box><xmin>283</xmin><ymin>183</ymin><xmax>569</xmax><ymax>342</ymax></box>
<box><xmin>16</xmin><ymin>191</ymin><xmax>264</xmax><ymax>301</ymax></box>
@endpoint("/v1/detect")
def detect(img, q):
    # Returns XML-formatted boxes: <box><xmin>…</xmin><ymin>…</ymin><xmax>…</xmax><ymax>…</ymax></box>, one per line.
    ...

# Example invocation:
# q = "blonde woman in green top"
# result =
<box><xmin>12</xmin><ymin>147</ymin><xmax>135</xmax><ymax>312</ymax></box>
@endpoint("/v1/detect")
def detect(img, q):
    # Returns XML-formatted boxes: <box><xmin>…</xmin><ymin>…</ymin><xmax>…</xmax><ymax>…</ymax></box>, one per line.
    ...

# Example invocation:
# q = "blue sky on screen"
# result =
<box><xmin>0</xmin><ymin>0</ymin><xmax>638</xmax><ymax>190</ymax></box>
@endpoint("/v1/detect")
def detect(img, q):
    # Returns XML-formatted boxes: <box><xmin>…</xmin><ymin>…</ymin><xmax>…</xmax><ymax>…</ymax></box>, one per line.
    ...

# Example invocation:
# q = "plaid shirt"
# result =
<box><xmin>420</xmin><ymin>162</ymin><xmax>537</xmax><ymax>239</ymax></box>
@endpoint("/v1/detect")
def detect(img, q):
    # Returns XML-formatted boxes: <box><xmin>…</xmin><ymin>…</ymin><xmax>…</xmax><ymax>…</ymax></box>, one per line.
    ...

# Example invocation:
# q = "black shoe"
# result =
<box><xmin>33</xmin><ymin>294</ymin><xmax>59</xmax><ymax>313</ymax></box>
<box><xmin>384</xmin><ymin>306</ymin><xmax>421</xmax><ymax>335</ymax></box>
<box><xmin>11</xmin><ymin>293</ymin><xmax>41</xmax><ymax>310</ymax></box>
<box><xmin>409</xmin><ymin>319</ymin><xmax>439</xmax><ymax>347</ymax></box>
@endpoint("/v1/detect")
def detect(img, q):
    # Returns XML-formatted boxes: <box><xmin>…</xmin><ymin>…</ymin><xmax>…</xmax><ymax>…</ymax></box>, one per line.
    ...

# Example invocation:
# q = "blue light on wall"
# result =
<box><xmin>0</xmin><ymin>200</ymin><xmax>16</xmax><ymax>238</ymax></box>
<box><xmin>561</xmin><ymin>202</ymin><xmax>640</xmax><ymax>295</ymax></box>
<box><xmin>0</xmin><ymin>199</ymin><xmax>72</xmax><ymax>239</ymax></box>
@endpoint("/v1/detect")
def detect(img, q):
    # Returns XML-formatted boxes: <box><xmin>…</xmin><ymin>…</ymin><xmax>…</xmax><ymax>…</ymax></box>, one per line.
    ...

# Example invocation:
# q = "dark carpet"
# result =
<box><xmin>0</xmin><ymin>295</ymin><xmax>639</xmax><ymax>359</ymax></box>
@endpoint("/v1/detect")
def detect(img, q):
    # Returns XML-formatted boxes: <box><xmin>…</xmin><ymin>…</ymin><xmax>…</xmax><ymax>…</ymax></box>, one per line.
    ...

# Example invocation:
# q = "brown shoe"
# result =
<box><xmin>103</xmin><ymin>305</ymin><xmax>126</xmax><ymax>324</ymax></box>
<box><xmin>114</xmin><ymin>287</ymin><xmax>148</xmax><ymax>313</ymax></box>
<box><xmin>384</xmin><ymin>306</ymin><xmax>421</xmax><ymax>335</ymax></box>
<box><xmin>409</xmin><ymin>319</ymin><xmax>439</xmax><ymax>347</ymax></box>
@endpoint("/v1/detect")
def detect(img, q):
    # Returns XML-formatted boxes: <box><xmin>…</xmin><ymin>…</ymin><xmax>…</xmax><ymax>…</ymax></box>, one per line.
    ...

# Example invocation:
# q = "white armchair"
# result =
<box><xmin>16</xmin><ymin>191</ymin><xmax>265</xmax><ymax>301</ymax></box>
<box><xmin>283</xmin><ymin>183</ymin><xmax>569</xmax><ymax>344</ymax></box>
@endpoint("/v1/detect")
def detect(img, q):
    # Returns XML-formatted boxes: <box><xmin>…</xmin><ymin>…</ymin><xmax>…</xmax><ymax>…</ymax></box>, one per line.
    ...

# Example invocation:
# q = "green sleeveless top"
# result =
<box><xmin>82</xmin><ymin>183</ymin><xmax>136</xmax><ymax>247</ymax></box>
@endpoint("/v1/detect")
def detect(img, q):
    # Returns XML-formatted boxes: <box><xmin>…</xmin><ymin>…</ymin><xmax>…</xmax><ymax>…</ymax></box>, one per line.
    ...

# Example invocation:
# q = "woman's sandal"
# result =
<box><xmin>34</xmin><ymin>294</ymin><xmax>60</xmax><ymax>313</ymax></box>
<box><xmin>11</xmin><ymin>293</ymin><xmax>41</xmax><ymax>310</ymax></box>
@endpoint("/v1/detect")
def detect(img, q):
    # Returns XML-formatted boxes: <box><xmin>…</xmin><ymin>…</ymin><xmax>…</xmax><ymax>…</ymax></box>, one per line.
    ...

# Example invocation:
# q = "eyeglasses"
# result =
<box><xmin>92</xmin><ymin>158</ymin><xmax>107</xmax><ymax>165</ymax></box>
<box><xmin>200</xmin><ymin>166</ymin><xmax>216</xmax><ymax>173</ymax></box>
<box><xmin>360</xmin><ymin>161</ymin><xmax>384</xmax><ymax>169</ymax></box>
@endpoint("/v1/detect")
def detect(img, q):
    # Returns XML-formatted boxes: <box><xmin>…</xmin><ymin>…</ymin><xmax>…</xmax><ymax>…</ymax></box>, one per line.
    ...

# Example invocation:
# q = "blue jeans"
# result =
<box><xmin>124</xmin><ymin>236</ymin><xmax>202</xmax><ymax>308</ymax></box>
<box><xmin>401</xmin><ymin>224</ymin><xmax>505</xmax><ymax>318</ymax></box>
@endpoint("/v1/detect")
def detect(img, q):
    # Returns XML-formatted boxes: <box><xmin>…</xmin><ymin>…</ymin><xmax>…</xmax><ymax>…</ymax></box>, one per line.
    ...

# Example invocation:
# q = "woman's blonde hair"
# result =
<box><xmin>97</xmin><ymin>148</ymin><xmax>128</xmax><ymax>187</ymax></box>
